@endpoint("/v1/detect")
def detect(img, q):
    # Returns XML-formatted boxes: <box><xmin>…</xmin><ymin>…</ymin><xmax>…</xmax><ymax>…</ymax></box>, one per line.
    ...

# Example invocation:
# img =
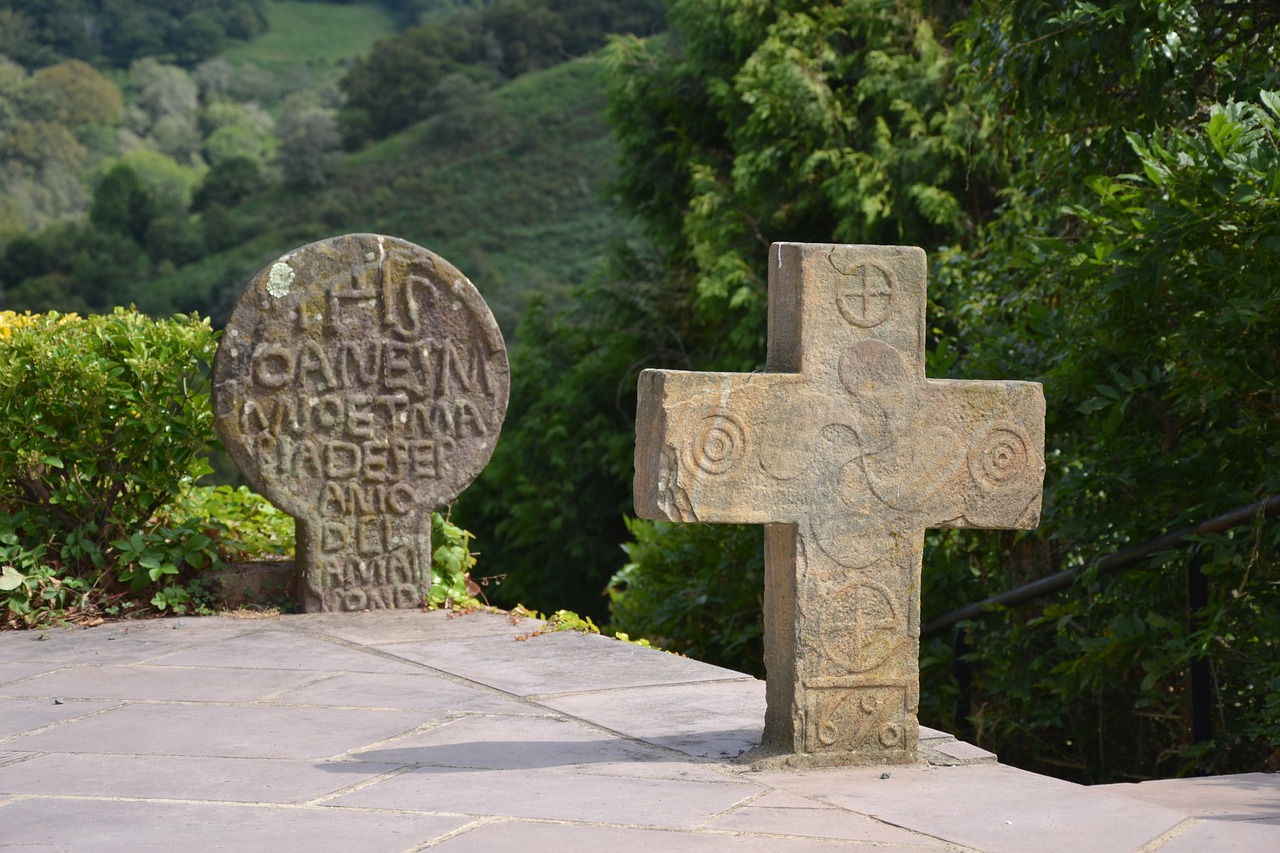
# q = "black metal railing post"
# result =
<box><xmin>952</xmin><ymin>624</ymin><xmax>974</xmax><ymax>742</ymax></box>
<box><xmin>1187</xmin><ymin>545</ymin><xmax>1212</xmax><ymax>746</ymax></box>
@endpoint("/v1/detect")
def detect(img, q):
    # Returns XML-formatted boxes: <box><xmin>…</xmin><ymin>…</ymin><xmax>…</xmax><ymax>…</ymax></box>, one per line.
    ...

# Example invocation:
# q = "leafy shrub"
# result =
<box><xmin>178</xmin><ymin>483</ymin><xmax>295</xmax><ymax>561</ymax></box>
<box><xmin>919</xmin><ymin>93</ymin><xmax>1280</xmax><ymax>780</ymax></box>
<box><xmin>609</xmin><ymin>518</ymin><xmax>765</xmax><ymax>676</ymax></box>
<box><xmin>0</xmin><ymin>308</ymin><xmax>220</xmax><ymax>625</ymax></box>
<box><xmin>429</xmin><ymin>511</ymin><xmax>479</xmax><ymax>610</ymax></box>
<box><xmin>0</xmin><ymin>309</ymin><xmax>489</xmax><ymax>625</ymax></box>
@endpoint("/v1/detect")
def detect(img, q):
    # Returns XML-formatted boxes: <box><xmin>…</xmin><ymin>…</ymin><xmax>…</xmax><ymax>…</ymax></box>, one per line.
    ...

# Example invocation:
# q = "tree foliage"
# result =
<box><xmin>455</xmin><ymin>263</ymin><xmax>671</xmax><ymax>618</ymax></box>
<box><xmin>604</xmin><ymin>0</ymin><xmax>997</xmax><ymax>366</ymax></box>
<box><xmin>0</xmin><ymin>0</ymin><xmax>268</xmax><ymax>69</ymax></box>
<box><xmin>479</xmin><ymin>0</ymin><xmax>1280</xmax><ymax>781</ymax></box>
<box><xmin>274</xmin><ymin>97</ymin><xmax>342</xmax><ymax>189</ymax></box>
<box><xmin>0</xmin><ymin>47</ymin><xmax>293</xmax><ymax>310</ymax></box>
<box><xmin>0</xmin><ymin>309</ymin><xmax>219</xmax><ymax>621</ymax></box>
<box><xmin>338</xmin><ymin>0</ymin><xmax>664</xmax><ymax>145</ymax></box>
<box><xmin>917</xmin><ymin>0</ymin><xmax>1280</xmax><ymax>773</ymax></box>
<box><xmin>479</xmin><ymin>0</ymin><xmax>996</xmax><ymax>622</ymax></box>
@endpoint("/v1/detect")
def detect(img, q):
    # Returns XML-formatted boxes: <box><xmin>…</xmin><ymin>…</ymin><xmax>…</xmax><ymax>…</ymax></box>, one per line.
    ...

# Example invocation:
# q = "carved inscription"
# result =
<box><xmin>808</xmin><ymin>581</ymin><xmax>902</xmax><ymax>674</ymax></box>
<box><xmin>213</xmin><ymin>235</ymin><xmax>509</xmax><ymax>612</ymax></box>
<box><xmin>804</xmin><ymin>685</ymin><xmax>912</xmax><ymax>755</ymax></box>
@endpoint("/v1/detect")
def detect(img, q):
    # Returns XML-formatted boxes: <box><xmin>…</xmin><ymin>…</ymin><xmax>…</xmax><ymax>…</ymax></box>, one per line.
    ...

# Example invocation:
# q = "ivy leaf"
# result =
<box><xmin>0</xmin><ymin>566</ymin><xmax>24</xmax><ymax>592</ymax></box>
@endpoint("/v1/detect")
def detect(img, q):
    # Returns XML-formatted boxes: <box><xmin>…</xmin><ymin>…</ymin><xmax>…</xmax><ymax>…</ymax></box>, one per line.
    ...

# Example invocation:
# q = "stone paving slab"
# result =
<box><xmin>328</xmin><ymin>764</ymin><xmax>759</xmax><ymax>827</ymax></box>
<box><xmin>0</xmin><ymin>662</ymin><xmax>64</xmax><ymax>684</ymax></box>
<box><xmin>0</xmin><ymin>752</ymin><xmax>401</xmax><ymax>804</ymax></box>
<box><xmin>8</xmin><ymin>618</ymin><xmax>257</xmax><ymax>665</ymax></box>
<box><xmin>542</xmin><ymin>679</ymin><xmax>767</xmax><ymax>760</ymax></box>
<box><xmin>4</xmin><ymin>702</ymin><xmax>430</xmax><ymax>760</ymax></box>
<box><xmin>1156</xmin><ymin>817</ymin><xmax>1280</xmax><ymax>853</ymax></box>
<box><xmin>0</xmin><ymin>611</ymin><xmax>1275</xmax><ymax>852</ymax></box>
<box><xmin>0</xmin><ymin>664</ymin><xmax>321</xmax><ymax>703</ymax></box>
<box><xmin>285</xmin><ymin>610</ymin><xmax>531</xmax><ymax>644</ymax></box>
<box><xmin>704</xmin><ymin>790</ymin><xmax>955</xmax><ymax>846</ymax></box>
<box><xmin>347</xmin><ymin>712</ymin><xmax>677</xmax><ymax>770</ymax></box>
<box><xmin>1098</xmin><ymin>771</ymin><xmax>1280</xmax><ymax>819</ymax></box>
<box><xmin>146</xmin><ymin>627</ymin><xmax>428</xmax><ymax>674</ymax></box>
<box><xmin>0</xmin><ymin>697</ymin><xmax>122</xmax><ymax>739</ymax></box>
<box><xmin>378</xmin><ymin>628</ymin><xmax>751</xmax><ymax>695</ymax></box>
<box><xmin>754</xmin><ymin>762</ymin><xmax>1190</xmax><ymax>853</ymax></box>
<box><xmin>426</xmin><ymin>819</ymin><xmax>949</xmax><ymax>852</ymax></box>
<box><xmin>263</xmin><ymin>670</ymin><xmax>554</xmax><ymax>714</ymax></box>
<box><xmin>1</xmin><ymin>796</ymin><xmax>473</xmax><ymax>852</ymax></box>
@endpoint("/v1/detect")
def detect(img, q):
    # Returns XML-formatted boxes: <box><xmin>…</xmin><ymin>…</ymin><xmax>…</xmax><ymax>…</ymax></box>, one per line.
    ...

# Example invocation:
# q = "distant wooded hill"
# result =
<box><xmin>0</xmin><ymin>0</ymin><xmax>662</xmax><ymax>334</ymax></box>
<box><xmin>0</xmin><ymin>0</ymin><xmax>270</xmax><ymax>68</ymax></box>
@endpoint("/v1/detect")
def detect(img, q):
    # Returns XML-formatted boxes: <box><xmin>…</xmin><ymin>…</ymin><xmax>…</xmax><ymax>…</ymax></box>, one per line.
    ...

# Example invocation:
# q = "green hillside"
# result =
<box><xmin>143</xmin><ymin>54</ymin><xmax>631</xmax><ymax>335</ymax></box>
<box><xmin>221</xmin><ymin>1</ymin><xmax>396</xmax><ymax>78</ymax></box>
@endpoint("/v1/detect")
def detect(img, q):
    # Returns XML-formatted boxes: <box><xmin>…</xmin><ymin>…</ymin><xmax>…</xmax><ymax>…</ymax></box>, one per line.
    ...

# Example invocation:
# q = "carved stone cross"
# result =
<box><xmin>634</xmin><ymin>243</ymin><xmax>1045</xmax><ymax>764</ymax></box>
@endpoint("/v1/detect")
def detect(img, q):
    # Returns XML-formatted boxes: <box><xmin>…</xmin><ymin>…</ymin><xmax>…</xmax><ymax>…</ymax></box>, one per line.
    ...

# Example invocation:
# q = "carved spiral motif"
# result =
<box><xmin>968</xmin><ymin>426</ymin><xmax>1029</xmax><ymax>489</ymax></box>
<box><xmin>690</xmin><ymin>414</ymin><xmax>746</xmax><ymax>475</ymax></box>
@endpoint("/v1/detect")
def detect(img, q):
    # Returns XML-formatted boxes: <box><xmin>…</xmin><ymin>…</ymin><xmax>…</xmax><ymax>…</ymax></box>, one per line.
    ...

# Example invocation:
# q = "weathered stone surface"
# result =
<box><xmin>634</xmin><ymin>242</ymin><xmax>1045</xmax><ymax>764</ymax></box>
<box><xmin>213</xmin><ymin>234</ymin><xmax>508</xmax><ymax>612</ymax></box>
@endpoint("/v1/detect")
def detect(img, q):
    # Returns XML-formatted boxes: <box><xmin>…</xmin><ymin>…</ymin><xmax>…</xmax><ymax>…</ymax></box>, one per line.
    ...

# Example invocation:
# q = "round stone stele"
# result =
<box><xmin>211</xmin><ymin>234</ymin><xmax>509</xmax><ymax>611</ymax></box>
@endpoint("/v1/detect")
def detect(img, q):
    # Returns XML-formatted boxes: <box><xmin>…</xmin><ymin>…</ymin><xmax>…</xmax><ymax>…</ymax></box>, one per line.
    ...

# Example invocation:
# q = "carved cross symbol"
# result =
<box><xmin>634</xmin><ymin>243</ymin><xmax>1045</xmax><ymax>764</ymax></box>
<box><xmin>837</xmin><ymin>261</ymin><xmax>894</xmax><ymax>327</ymax></box>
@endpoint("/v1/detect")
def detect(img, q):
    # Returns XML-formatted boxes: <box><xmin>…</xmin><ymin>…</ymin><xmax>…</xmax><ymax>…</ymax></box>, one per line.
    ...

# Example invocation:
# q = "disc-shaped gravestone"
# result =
<box><xmin>212</xmin><ymin>234</ymin><xmax>509</xmax><ymax>612</ymax></box>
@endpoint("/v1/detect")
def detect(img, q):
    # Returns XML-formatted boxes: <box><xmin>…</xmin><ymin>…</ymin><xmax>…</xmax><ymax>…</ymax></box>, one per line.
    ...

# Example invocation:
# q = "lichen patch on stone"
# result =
<box><xmin>267</xmin><ymin>262</ymin><xmax>295</xmax><ymax>298</ymax></box>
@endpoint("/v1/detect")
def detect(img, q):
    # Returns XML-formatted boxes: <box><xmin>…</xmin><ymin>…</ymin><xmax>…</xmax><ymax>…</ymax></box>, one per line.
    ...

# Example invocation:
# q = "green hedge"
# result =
<box><xmin>0</xmin><ymin>308</ymin><xmax>483</xmax><ymax>626</ymax></box>
<box><xmin>0</xmin><ymin>308</ymin><xmax>221</xmax><ymax>623</ymax></box>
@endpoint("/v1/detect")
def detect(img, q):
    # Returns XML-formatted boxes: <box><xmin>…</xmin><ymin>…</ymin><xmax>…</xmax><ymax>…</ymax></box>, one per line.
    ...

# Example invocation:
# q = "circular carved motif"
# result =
<box><xmin>837</xmin><ymin>339</ymin><xmax>908</xmax><ymax>396</ymax></box>
<box><xmin>968</xmin><ymin>425</ymin><xmax>1030</xmax><ymax>490</ymax></box>
<box><xmin>811</xmin><ymin>582</ymin><xmax>900</xmax><ymax>673</ymax></box>
<box><xmin>836</xmin><ymin>263</ymin><xmax>894</xmax><ymax>328</ymax></box>
<box><xmin>689</xmin><ymin>414</ymin><xmax>746</xmax><ymax>475</ymax></box>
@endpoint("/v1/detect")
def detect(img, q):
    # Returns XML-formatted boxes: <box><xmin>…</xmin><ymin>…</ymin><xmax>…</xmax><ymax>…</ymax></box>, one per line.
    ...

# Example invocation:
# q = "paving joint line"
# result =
<box><xmin>402</xmin><ymin>816</ymin><xmax>499</xmax><ymax>850</ymax></box>
<box><xmin>251</xmin><ymin>672</ymin><xmax>341</xmax><ymax>703</ymax></box>
<box><xmin>303</xmin><ymin>762</ymin><xmax>425</xmax><ymax>806</ymax></box>
<box><xmin>0</xmin><ymin>702</ymin><xmax>127</xmax><ymax>746</ymax></box>
<box><xmin>0</xmin><ymin>791</ymin><xmax>479</xmax><ymax>816</ymax></box>
<box><xmin>0</xmin><ymin>664</ymin><xmax>73</xmax><ymax>688</ymax></box>
<box><xmin>1134</xmin><ymin>817</ymin><xmax>1202</xmax><ymax>852</ymax></box>
<box><xmin>525</xmin><ymin>675</ymin><xmax>759</xmax><ymax>702</ymax></box>
<box><xmin>0</xmin><ymin>751</ymin><xmax>44</xmax><ymax>769</ymax></box>
<box><xmin>690</xmin><ymin>787</ymin><xmax>771</xmax><ymax>830</ymax></box>
<box><xmin>325</xmin><ymin>715</ymin><xmax>464</xmax><ymax>761</ymax></box>
<box><xmin>802</xmin><ymin>796</ymin><xmax>987</xmax><ymax>853</ymax></box>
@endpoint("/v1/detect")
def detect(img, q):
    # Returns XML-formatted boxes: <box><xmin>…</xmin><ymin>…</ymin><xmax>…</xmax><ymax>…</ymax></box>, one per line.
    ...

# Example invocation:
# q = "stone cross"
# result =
<box><xmin>213</xmin><ymin>234</ymin><xmax>509</xmax><ymax>612</ymax></box>
<box><xmin>634</xmin><ymin>243</ymin><xmax>1045</xmax><ymax>764</ymax></box>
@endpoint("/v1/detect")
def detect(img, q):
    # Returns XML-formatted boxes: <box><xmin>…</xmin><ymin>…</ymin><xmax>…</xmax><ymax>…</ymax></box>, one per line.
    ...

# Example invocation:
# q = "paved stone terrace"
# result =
<box><xmin>1</xmin><ymin>610</ymin><xmax>1276</xmax><ymax>851</ymax></box>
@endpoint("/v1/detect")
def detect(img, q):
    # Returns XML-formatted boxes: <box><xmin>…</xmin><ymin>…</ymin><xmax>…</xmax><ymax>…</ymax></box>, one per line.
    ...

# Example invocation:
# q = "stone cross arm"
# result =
<box><xmin>636</xmin><ymin>244</ymin><xmax>1045</xmax><ymax>554</ymax></box>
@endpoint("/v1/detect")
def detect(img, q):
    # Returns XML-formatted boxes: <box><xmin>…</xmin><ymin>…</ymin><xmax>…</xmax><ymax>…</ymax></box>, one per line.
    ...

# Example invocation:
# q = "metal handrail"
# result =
<box><xmin>925</xmin><ymin>493</ymin><xmax>1279</xmax><ymax>749</ymax></box>
<box><xmin>921</xmin><ymin>494</ymin><xmax>1280</xmax><ymax>639</ymax></box>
